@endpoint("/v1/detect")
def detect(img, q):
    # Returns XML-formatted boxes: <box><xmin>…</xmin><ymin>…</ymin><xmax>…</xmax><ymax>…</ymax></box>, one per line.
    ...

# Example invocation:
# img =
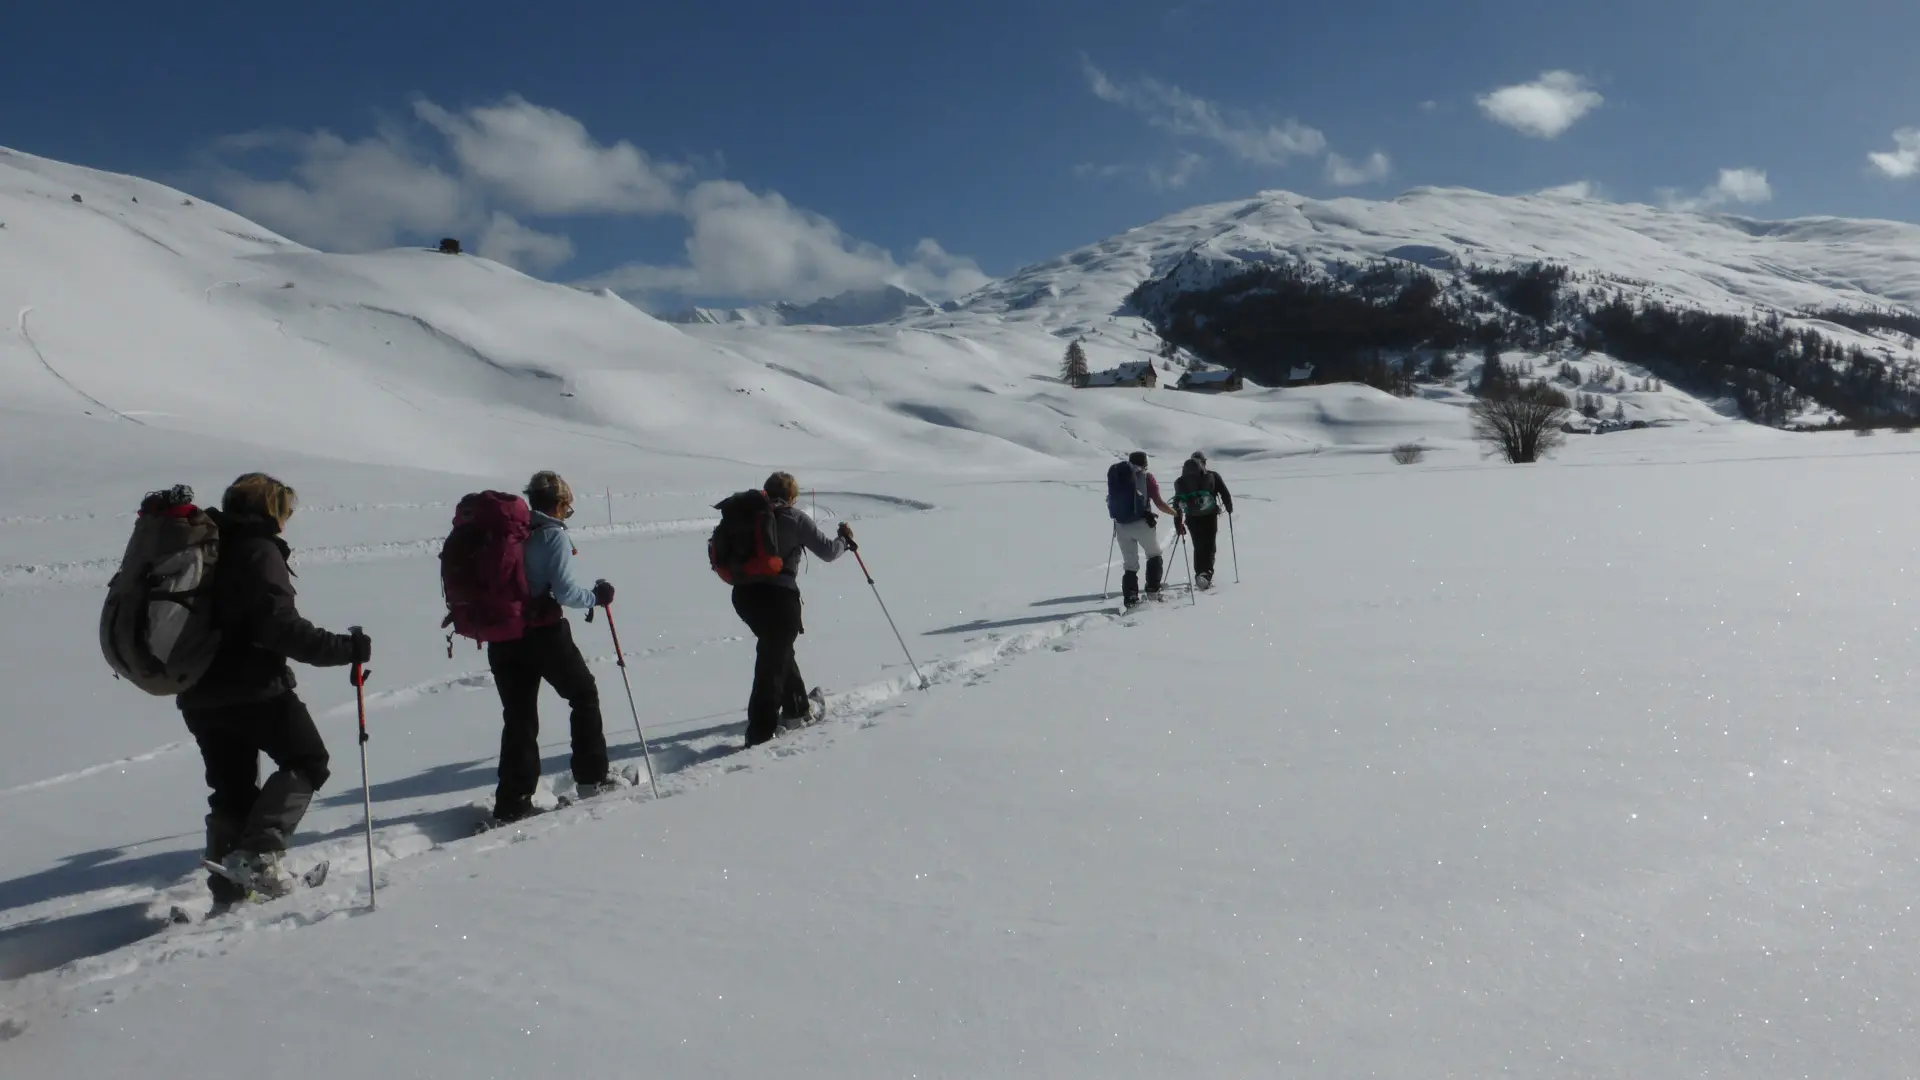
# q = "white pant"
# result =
<box><xmin>1114</xmin><ymin>519</ymin><xmax>1163</xmax><ymax>572</ymax></box>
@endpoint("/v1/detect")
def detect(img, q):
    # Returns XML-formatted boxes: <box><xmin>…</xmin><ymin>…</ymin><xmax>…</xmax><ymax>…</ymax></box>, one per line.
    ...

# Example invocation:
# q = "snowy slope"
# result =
<box><xmin>0</xmin><ymin>147</ymin><xmax>1044</xmax><ymax>478</ymax></box>
<box><xmin>8</xmin><ymin>430</ymin><xmax>1920</xmax><ymax>1079</ymax></box>
<box><xmin>965</xmin><ymin>185</ymin><xmax>1920</xmax><ymax>324</ymax></box>
<box><xmin>6</xmin><ymin>147</ymin><xmax>1920</xmax><ymax>1078</ymax></box>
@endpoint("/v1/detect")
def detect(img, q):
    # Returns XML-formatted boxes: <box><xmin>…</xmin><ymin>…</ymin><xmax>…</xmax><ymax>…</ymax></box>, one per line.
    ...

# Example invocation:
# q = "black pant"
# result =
<box><xmin>487</xmin><ymin>620</ymin><xmax>608</xmax><ymax>813</ymax></box>
<box><xmin>183</xmin><ymin>692</ymin><xmax>330</xmax><ymax>901</ymax></box>
<box><xmin>731</xmin><ymin>584</ymin><xmax>808</xmax><ymax>748</ymax></box>
<box><xmin>1189</xmin><ymin>514</ymin><xmax>1220</xmax><ymax>578</ymax></box>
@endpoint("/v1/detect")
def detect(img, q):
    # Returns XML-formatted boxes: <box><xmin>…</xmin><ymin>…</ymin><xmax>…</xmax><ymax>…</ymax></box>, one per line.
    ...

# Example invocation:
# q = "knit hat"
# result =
<box><xmin>1190</xmin><ymin>450</ymin><xmax>1207</xmax><ymax>465</ymax></box>
<box><xmin>1128</xmin><ymin>451</ymin><xmax>1148</xmax><ymax>467</ymax></box>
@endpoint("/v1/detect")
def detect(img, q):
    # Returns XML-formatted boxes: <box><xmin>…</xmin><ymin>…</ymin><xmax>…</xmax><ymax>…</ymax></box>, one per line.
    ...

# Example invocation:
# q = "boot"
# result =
<box><xmin>204</xmin><ymin>815</ymin><xmax>247</xmax><ymax>905</ymax></box>
<box><xmin>1145</xmin><ymin>556</ymin><xmax>1165</xmax><ymax>594</ymax></box>
<box><xmin>1122</xmin><ymin>570</ymin><xmax>1140</xmax><ymax>606</ymax></box>
<box><xmin>491</xmin><ymin>795</ymin><xmax>536</xmax><ymax>824</ymax></box>
<box><xmin>221</xmin><ymin>850</ymin><xmax>295</xmax><ymax>901</ymax></box>
<box><xmin>575</xmin><ymin>767</ymin><xmax>638</xmax><ymax>799</ymax></box>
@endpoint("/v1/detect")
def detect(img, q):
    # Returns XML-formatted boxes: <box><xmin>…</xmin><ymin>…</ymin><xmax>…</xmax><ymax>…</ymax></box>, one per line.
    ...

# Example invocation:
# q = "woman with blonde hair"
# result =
<box><xmin>722</xmin><ymin>471</ymin><xmax>855</xmax><ymax>748</ymax></box>
<box><xmin>483</xmin><ymin>470</ymin><xmax>621</xmax><ymax>824</ymax></box>
<box><xmin>177</xmin><ymin>473</ymin><xmax>369</xmax><ymax>907</ymax></box>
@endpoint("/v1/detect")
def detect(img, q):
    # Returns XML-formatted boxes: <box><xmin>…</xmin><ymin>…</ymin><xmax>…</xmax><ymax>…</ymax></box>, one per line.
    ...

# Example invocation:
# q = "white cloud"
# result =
<box><xmin>414</xmin><ymin>96</ymin><xmax>684</xmax><ymax>215</ymax></box>
<box><xmin>1476</xmin><ymin>71</ymin><xmax>1603</xmax><ymax>139</ymax></box>
<box><xmin>583</xmin><ymin>180</ymin><xmax>989</xmax><ymax>304</ymax></box>
<box><xmin>1869</xmin><ymin>128</ymin><xmax>1920</xmax><ymax>179</ymax></box>
<box><xmin>1077</xmin><ymin>151</ymin><xmax>1208</xmax><ymax>191</ymax></box>
<box><xmin>1418</xmin><ymin>100</ymin><xmax>1441</xmax><ymax>114</ymax></box>
<box><xmin>1711</xmin><ymin>167</ymin><xmax>1772</xmax><ymax>204</ymax></box>
<box><xmin>1324</xmin><ymin>150</ymin><xmax>1391</xmax><ymax>187</ymax></box>
<box><xmin>205</xmin><ymin>97</ymin><xmax>987</xmax><ymax>304</ymax></box>
<box><xmin>1661</xmin><ymin>167</ymin><xmax>1774</xmax><ymax>212</ymax></box>
<box><xmin>477</xmin><ymin>212</ymin><xmax>576</xmax><ymax>272</ymax></box>
<box><xmin>208</xmin><ymin>126</ymin><xmax>466</xmax><ymax>252</ymax></box>
<box><xmin>1082</xmin><ymin>57</ymin><xmax>1326</xmax><ymax>166</ymax></box>
<box><xmin>1149</xmin><ymin>152</ymin><xmax>1208</xmax><ymax>190</ymax></box>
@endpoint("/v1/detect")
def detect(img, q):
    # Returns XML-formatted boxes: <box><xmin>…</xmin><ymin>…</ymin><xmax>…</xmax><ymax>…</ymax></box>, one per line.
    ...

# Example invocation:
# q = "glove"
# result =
<box><xmin>592</xmin><ymin>579</ymin><xmax>615</xmax><ymax>607</ymax></box>
<box><xmin>837</xmin><ymin>521</ymin><xmax>854</xmax><ymax>542</ymax></box>
<box><xmin>348</xmin><ymin>627</ymin><xmax>372</xmax><ymax>665</ymax></box>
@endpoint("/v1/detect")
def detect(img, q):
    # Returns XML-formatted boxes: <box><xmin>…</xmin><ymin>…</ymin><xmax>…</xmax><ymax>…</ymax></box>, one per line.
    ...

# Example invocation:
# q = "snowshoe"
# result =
<box><xmin>777</xmin><ymin>687</ymin><xmax>828</xmax><ymax>734</ymax></box>
<box><xmin>575</xmin><ymin>765</ymin><xmax>642</xmax><ymax>799</ymax></box>
<box><xmin>199</xmin><ymin>854</ymin><xmax>330</xmax><ymax>904</ymax></box>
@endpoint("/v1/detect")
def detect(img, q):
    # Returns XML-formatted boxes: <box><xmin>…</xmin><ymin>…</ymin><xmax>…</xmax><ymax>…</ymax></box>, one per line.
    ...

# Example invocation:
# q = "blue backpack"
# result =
<box><xmin>1106</xmin><ymin>460</ymin><xmax>1149</xmax><ymax>523</ymax></box>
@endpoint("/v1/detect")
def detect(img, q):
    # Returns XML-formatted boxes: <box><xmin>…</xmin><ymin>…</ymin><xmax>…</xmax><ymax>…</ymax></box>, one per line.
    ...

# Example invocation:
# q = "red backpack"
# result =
<box><xmin>440</xmin><ymin>491</ymin><xmax>532</xmax><ymax>646</ymax></box>
<box><xmin>708</xmin><ymin>490</ymin><xmax>785</xmax><ymax>584</ymax></box>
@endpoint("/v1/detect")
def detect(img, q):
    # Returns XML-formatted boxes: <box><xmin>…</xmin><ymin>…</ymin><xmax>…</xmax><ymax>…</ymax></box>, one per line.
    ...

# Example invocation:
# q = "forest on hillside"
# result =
<box><xmin>1127</xmin><ymin>259</ymin><xmax>1920</xmax><ymax>426</ymax></box>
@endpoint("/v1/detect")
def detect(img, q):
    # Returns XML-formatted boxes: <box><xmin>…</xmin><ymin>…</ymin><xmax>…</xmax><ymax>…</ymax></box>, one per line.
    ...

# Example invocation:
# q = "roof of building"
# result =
<box><xmin>1083</xmin><ymin>361</ymin><xmax>1156</xmax><ymax>386</ymax></box>
<box><xmin>1179</xmin><ymin>369</ymin><xmax>1239</xmax><ymax>385</ymax></box>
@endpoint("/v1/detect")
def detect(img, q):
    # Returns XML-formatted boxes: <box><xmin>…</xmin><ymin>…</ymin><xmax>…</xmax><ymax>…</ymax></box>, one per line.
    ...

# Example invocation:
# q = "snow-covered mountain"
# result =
<box><xmin>671</xmin><ymin>186</ymin><xmax>1920</xmax><ymax>432</ymax></box>
<box><xmin>960</xmin><ymin>185</ymin><xmax>1920</xmax><ymax>325</ymax></box>
<box><xmin>660</xmin><ymin>285</ymin><xmax>947</xmax><ymax>327</ymax></box>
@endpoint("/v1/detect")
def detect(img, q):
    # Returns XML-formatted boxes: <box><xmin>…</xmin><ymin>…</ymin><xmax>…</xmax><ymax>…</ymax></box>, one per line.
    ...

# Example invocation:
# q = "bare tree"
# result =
<box><xmin>1390</xmin><ymin>443</ymin><xmax>1427</xmax><ymax>464</ymax></box>
<box><xmin>1061</xmin><ymin>339</ymin><xmax>1089</xmax><ymax>383</ymax></box>
<box><xmin>1471</xmin><ymin>381</ymin><xmax>1570</xmax><ymax>463</ymax></box>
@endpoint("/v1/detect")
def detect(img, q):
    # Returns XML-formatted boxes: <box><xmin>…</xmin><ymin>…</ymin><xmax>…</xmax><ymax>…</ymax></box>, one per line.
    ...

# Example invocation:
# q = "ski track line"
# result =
<box><xmin>0</xmin><ymin>636</ymin><xmax>752</xmax><ymax>799</ymax></box>
<box><xmin>0</xmin><ymin>741</ymin><xmax>191</xmax><ymax>800</ymax></box>
<box><xmin>15</xmin><ymin>307</ymin><xmax>144</xmax><ymax>426</ymax></box>
<box><xmin>0</xmin><ymin>596</ymin><xmax>1179</xmax><ymax>1020</ymax></box>
<box><xmin>320</xmin><ymin>635</ymin><xmax>749</xmax><ymax>718</ymax></box>
<box><xmin>0</xmin><ymin>497</ymin><xmax>932</xmax><ymax>593</ymax></box>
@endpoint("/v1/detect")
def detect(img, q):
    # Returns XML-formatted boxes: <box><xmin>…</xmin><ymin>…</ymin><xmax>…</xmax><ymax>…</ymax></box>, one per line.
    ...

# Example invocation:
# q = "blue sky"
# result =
<box><xmin>6</xmin><ymin>0</ymin><xmax>1918</xmax><ymax>308</ymax></box>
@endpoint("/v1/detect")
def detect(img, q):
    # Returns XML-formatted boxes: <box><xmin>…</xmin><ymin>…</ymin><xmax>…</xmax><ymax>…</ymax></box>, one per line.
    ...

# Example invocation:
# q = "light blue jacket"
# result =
<box><xmin>525</xmin><ymin>511</ymin><xmax>596</xmax><ymax>611</ymax></box>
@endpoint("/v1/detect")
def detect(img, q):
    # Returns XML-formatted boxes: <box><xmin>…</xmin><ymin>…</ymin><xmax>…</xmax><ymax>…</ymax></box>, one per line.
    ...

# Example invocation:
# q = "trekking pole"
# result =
<box><xmin>1179</xmin><ymin>531</ymin><xmax>1197</xmax><ymax>606</ymax></box>
<box><xmin>599</xmin><ymin>604</ymin><xmax>660</xmax><ymax>800</ymax></box>
<box><xmin>851</xmin><ymin>543</ymin><xmax>929</xmax><ymax>689</ymax></box>
<box><xmin>348</xmin><ymin>631</ymin><xmax>376</xmax><ymax>911</ymax></box>
<box><xmin>1102</xmin><ymin>525</ymin><xmax>1117</xmax><ymax>598</ymax></box>
<box><xmin>1228</xmin><ymin>511</ymin><xmax>1240</xmax><ymax>584</ymax></box>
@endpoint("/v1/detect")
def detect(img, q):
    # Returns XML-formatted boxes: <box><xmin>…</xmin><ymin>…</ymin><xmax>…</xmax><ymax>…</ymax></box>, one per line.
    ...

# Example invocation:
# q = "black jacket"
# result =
<box><xmin>177</xmin><ymin>510</ymin><xmax>354</xmax><ymax>711</ymax></box>
<box><xmin>1173</xmin><ymin>468</ymin><xmax>1233</xmax><ymax>517</ymax></box>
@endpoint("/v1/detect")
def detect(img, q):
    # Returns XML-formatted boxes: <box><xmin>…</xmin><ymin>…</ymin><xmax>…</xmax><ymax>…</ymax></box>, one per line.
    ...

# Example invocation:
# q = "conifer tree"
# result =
<box><xmin>1062</xmin><ymin>339</ymin><xmax>1090</xmax><ymax>383</ymax></box>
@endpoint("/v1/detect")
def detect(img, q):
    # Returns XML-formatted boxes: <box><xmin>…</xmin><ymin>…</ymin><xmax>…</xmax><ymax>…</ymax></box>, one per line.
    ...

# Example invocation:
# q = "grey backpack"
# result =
<box><xmin>100</xmin><ymin>485</ymin><xmax>224</xmax><ymax>695</ymax></box>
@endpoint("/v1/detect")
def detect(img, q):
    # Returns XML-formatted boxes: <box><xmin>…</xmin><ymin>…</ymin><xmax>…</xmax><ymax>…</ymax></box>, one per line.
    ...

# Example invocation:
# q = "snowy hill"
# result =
<box><xmin>0</xmin><ymin>147</ymin><xmax>1044</xmax><ymax>479</ymax></box>
<box><xmin>963</xmin><ymin>185</ymin><xmax>1920</xmax><ymax>324</ymax></box>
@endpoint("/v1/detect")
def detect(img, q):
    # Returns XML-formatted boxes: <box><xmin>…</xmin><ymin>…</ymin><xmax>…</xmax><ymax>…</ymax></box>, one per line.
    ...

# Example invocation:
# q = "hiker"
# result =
<box><xmin>486</xmin><ymin>471</ymin><xmax>622</xmax><ymax>824</ymax></box>
<box><xmin>1172</xmin><ymin>451</ymin><xmax>1234</xmax><ymax>589</ymax></box>
<box><xmin>1107</xmin><ymin>451</ymin><xmax>1177</xmax><ymax>606</ymax></box>
<box><xmin>716</xmin><ymin>472</ymin><xmax>854</xmax><ymax>748</ymax></box>
<box><xmin>177</xmin><ymin>473</ymin><xmax>369</xmax><ymax>905</ymax></box>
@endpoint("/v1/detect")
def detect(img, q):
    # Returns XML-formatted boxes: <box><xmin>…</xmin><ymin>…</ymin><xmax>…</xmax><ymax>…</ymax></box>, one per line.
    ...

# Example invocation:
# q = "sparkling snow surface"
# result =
<box><xmin>3</xmin><ymin>146</ymin><xmax>1920</xmax><ymax>1077</ymax></box>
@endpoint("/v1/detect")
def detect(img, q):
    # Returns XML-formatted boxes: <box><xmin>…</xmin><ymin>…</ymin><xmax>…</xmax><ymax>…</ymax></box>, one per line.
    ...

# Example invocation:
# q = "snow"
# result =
<box><xmin>4</xmin><ymin>145</ymin><xmax>1920</xmax><ymax>1077</ymax></box>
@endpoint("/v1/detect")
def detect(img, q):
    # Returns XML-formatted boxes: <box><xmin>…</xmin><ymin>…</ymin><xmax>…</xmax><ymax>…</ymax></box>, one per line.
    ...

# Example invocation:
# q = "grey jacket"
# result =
<box><xmin>757</xmin><ymin>501</ymin><xmax>848</xmax><ymax>591</ymax></box>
